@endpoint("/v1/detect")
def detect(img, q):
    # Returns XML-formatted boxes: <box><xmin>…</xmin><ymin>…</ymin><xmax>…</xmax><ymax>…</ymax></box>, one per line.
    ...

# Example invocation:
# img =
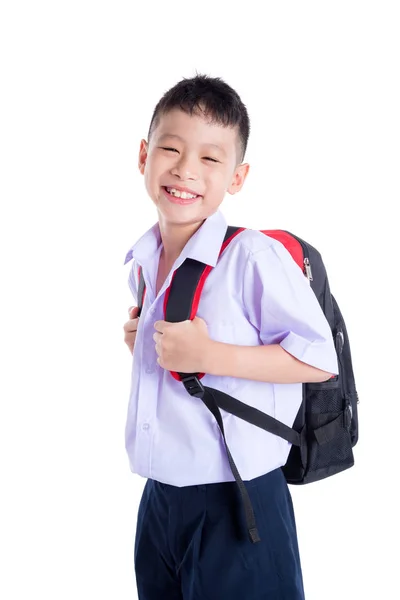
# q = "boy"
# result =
<box><xmin>123</xmin><ymin>75</ymin><xmax>338</xmax><ymax>599</ymax></box>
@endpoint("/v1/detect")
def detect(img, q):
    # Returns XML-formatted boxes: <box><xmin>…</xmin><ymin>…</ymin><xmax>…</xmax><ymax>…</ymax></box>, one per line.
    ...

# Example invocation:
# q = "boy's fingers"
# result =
<box><xmin>124</xmin><ymin>317</ymin><xmax>139</xmax><ymax>332</ymax></box>
<box><xmin>129</xmin><ymin>306</ymin><xmax>140</xmax><ymax>318</ymax></box>
<box><xmin>130</xmin><ymin>317</ymin><xmax>139</xmax><ymax>330</ymax></box>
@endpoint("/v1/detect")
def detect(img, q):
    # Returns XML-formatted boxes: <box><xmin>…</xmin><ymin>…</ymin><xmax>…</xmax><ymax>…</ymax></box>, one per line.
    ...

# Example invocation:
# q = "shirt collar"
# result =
<box><xmin>123</xmin><ymin>210</ymin><xmax>228</xmax><ymax>269</ymax></box>
<box><xmin>123</xmin><ymin>221</ymin><xmax>161</xmax><ymax>267</ymax></box>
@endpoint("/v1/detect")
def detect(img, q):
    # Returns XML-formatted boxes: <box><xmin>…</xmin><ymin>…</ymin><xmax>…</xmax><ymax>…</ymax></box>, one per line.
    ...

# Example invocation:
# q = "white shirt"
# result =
<box><xmin>124</xmin><ymin>210</ymin><xmax>338</xmax><ymax>486</ymax></box>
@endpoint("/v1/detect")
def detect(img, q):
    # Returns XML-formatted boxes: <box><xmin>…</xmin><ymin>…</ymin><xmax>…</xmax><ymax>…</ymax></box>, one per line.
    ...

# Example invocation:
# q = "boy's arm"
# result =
<box><xmin>204</xmin><ymin>341</ymin><xmax>333</xmax><ymax>383</ymax></box>
<box><xmin>205</xmin><ymin>240</ymin><xmax>339</xmax><ymax>385</ymax></box>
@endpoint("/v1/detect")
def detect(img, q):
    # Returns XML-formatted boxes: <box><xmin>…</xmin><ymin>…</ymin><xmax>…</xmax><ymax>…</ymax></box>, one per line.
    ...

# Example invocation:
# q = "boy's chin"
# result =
<box><xmin>156</xmin><ymin>204</ymin><xmax>210</xmax><ymax>226</ymax></box>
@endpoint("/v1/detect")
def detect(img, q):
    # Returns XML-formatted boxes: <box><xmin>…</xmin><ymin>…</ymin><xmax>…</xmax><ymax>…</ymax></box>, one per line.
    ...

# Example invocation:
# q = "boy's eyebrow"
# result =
<box><xmin>157</xmin><ymin>133</ymin><xmax>226</xmax><ymax>155</ymax></box>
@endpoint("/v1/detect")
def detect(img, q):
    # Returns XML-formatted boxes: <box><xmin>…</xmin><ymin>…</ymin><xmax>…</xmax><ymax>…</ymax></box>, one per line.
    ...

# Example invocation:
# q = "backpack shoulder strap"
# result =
<box><xmin>164</xmin><ymin>225</ymin><xmax>244</xmax><ymax>383</ymax></box>
<box><xmin>137</xmin><ymin>266</ymin><xmax>146</xmax><ymax>317</ymax></box>
<box><xmin>136</xmin><ymin>226</ymin><xmax>244</xmax><ymax>381</ymax></box>
<box><xmin>165</xmin><ymin>226</ymin><xmax>243</xmax><ymax>322</ymax></box>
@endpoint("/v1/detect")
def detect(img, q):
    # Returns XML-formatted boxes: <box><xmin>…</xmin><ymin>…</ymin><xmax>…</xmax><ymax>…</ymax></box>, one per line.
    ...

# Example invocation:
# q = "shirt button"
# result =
<box><xmin>146</xmin><ymin>364</ymin><xmax>155</xmax><ymax>374</ymax></box>
<box><xmin>141</xmin><ymin>423</ymin><xmax>150</xmax><ymax>431</ymax></box>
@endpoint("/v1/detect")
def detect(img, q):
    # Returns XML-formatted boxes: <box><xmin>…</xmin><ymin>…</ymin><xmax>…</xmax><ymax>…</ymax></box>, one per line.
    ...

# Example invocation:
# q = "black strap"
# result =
<box><xmin>180</xmin><ymin>376</ymin><xmax>301</xmax><ymax>544</ymax></box>
<box><xmin>211</xmin><ymin>387</ymin><xmax>301</xmax><ymax>447</ymax></box>
<box><xmin>185</xmin><ymin>378</ymin><xmax>261</xmax><ymax>544</ymax></box>
<box><xmin>137</xmin><ymin>267</ymin><xmax>145</xmax><ymax>317</ymax></box>
<box><xmin>165</xmin><ymin>258</ymin><xmax>207</xmax><ymax>322</ymax></box>
<box><xmin>204</xmin><ymin>387</ymin><xmax>261</xmax><ymax>543</ymax></box>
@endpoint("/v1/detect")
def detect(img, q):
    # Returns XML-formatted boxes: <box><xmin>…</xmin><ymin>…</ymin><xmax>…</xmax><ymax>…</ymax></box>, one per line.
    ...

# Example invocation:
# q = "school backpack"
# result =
<box><xmin>137</xmin><ymin>226</ymin><xmax>359</xmax><ymax>544</ymax></box>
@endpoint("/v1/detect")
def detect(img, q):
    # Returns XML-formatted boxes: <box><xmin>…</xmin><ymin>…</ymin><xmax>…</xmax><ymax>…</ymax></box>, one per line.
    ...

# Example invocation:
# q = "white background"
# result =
<box><xmin>1</xmin><ymin>1</ymin><xmax>398</xmax><ymax>598</ymax></box>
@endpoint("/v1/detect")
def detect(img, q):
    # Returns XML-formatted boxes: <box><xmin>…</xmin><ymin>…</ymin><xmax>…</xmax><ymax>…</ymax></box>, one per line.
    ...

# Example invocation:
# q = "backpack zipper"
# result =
<box><xmin>282</xmin><ymin>231</ymin><xmax>313</xmax><ymax>281</ymax></box>
<box><xmin>304</xmin><ymin>257</ymin><xmax>313</xmax><ymax>281</ymax></box>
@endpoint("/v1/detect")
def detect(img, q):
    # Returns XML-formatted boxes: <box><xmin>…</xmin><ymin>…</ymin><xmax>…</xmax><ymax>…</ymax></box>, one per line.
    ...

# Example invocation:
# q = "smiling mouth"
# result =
<box><xmin>163</xmin><ymin>186</ymin><xmax>201</xmax><ymax>199</ymax></box>
<box><xmin>162</xmin><ymin>186</ymin><xmax>202</xmax><ymax>204</ymax></box>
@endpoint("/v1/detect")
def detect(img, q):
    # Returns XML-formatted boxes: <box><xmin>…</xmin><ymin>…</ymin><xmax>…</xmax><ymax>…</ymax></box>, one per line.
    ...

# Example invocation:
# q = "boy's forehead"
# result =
<box><xmin>152</xmin><ymin>109</ymin><xmax>239</xmax><ymax>151</ymax></box>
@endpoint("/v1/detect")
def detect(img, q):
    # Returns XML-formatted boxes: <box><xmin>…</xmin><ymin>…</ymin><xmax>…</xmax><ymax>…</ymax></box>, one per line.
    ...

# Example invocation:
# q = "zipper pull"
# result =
<box><xmin>335</xmin><ymin>330</ymin><xmax>344</xmax><ymax>354</ymax></box>
<box><xmin>304</xmin><ymin>257</ymin><xmax>313</xmax><ymax>281</ymax></box>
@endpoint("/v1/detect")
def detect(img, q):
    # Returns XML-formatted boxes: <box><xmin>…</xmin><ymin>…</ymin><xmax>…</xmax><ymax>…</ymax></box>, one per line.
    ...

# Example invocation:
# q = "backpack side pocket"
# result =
<box><xmin>304</xmin><ymin>379</ymin><xmax>354</xmax><ymax>483</ymax></box>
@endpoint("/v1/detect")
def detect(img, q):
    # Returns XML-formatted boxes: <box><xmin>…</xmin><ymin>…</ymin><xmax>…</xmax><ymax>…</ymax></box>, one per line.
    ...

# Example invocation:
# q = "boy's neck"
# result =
<box><xmin>158</xmin><ymin>218</ymin><xmax>205</xmax><ymax>267</ymax></box>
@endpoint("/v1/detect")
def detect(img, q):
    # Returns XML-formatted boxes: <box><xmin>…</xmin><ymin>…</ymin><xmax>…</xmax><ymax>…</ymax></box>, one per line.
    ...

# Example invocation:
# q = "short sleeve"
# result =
<box><xmin>127</xmin><ymin>260</ymin><xmax>138</xmax><ymax>305</ymax></box>
<box><xmin>243</xmin><ymin>241</ymin><xmax>339</xmax><ymax>375</ymax></box>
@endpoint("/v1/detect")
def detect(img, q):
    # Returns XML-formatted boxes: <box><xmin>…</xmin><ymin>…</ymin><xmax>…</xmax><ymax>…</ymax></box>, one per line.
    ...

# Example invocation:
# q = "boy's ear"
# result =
<box><xmin>138</xmin><ymin>139</ymin><xmax>148</xmax><ymax>175</ymax></box>
<box><xmin>227</xmin><ymin>163</ymin><xmax>250</xmax><ymax>195</ymax></box>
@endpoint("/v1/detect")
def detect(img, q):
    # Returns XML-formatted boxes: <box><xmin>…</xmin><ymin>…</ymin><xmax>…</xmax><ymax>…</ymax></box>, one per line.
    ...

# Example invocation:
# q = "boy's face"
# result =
<box><xmin>138</xmin><ymin>109</ymin><xmax>249</xmax><ymax>227</ymax></box>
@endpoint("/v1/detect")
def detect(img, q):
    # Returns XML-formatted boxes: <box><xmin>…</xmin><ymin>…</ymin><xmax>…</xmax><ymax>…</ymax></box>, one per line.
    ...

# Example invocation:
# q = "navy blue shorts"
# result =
<box><xmin>134</xmin><ymin>467</ymin><xmax>305</xmax><ymax>599</ymax></box>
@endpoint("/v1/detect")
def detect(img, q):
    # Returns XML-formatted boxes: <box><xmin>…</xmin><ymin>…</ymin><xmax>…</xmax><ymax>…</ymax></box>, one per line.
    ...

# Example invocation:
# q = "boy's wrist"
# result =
<box><xmin>202</xmin><ymin>339</ymin><xmax>236</xmax><ymax>376</ymax></box>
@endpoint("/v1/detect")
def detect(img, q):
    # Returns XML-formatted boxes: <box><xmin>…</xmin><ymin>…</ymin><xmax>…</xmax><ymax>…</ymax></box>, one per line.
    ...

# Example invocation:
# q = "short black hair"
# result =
<box><xmin>147</xmin><ymin>74</ymin><xmax>250</xmax><ymax>162</ymax></box>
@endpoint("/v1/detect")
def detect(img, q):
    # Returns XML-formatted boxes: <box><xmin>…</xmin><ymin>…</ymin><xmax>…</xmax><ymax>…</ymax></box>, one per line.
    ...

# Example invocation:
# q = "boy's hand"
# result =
<box><xmin>123</xmin><ymin>306</ymin><xmax>140</xmax><ymax>355</ymax></box>
<box><xmin>153</xmin><ymin>317</ymin><xmax>212</xmax><ymax>373</ymax></box>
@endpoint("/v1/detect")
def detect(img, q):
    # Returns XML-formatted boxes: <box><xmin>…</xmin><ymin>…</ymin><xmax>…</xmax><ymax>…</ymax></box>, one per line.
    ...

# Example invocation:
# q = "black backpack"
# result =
<box><xmin>137</xmin><ymin>226</ymin><xmax>359</xmax><ymax>544</ymax></box>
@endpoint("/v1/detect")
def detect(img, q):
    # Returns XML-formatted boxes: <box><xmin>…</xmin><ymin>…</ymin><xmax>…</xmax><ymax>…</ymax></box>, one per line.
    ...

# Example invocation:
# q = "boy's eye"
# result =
<box><xmin>160</xmin><ymin>147</ymin><xmax>219</xmax><ymax>163</ymax></box>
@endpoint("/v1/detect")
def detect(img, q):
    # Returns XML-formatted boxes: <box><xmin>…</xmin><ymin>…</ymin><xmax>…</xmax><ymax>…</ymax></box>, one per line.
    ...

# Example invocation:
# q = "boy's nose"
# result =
<box><xmin>171</xmin><ymin>158</ymin><xmax>199</xmax><ymax>180</ymax></box>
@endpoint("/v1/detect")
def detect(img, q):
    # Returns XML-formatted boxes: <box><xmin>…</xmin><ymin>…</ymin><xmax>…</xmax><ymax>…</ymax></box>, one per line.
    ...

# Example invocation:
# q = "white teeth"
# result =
<box><xmin>166</xmin><ymin>187</ymin><xmax>197</xmax><ymax>199</ymax></box>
